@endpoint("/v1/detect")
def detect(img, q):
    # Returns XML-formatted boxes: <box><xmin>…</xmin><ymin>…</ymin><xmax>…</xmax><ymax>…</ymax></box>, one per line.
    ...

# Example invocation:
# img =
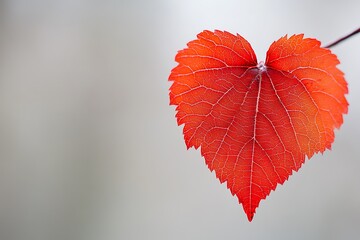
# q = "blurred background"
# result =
<box><xmin>0</xmin><ymin>0</ymin><xmax>359</xmax><ymax>239</ymax></box>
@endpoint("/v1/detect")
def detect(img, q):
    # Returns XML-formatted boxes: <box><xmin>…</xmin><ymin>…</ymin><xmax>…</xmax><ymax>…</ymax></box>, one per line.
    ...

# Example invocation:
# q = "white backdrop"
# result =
<box><xmin>0</xmin><ymin>0</ymin><xmax>359</xmax><ymax>239</ymax></box>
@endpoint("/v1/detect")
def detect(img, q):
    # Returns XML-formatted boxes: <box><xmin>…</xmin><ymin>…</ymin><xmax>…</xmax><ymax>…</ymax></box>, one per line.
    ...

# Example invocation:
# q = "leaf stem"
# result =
<box><xmin>324</xmin><ymin>27</ymin><xmax>360</xmax><ymax>48</ymax></box>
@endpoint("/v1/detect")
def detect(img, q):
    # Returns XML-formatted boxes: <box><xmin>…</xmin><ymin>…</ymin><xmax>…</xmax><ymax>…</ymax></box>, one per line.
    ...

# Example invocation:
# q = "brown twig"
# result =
<box><xmin>324</xmin><ymin>27</ymin><xmax>360</xmax><ymax>48</ymax></box>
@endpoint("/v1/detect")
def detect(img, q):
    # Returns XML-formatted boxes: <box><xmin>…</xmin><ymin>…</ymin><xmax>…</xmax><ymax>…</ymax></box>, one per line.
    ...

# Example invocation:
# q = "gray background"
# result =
<box><xmin>0</xmin><ymin>0</ymin><xmax>359</xmax><ymax>239</ymax></box>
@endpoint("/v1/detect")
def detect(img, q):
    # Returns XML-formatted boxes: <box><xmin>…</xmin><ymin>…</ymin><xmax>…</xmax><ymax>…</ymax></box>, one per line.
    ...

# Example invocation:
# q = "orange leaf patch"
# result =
<box><xmin>169</xmin><ymin>30</ymin><xmax>348</xmax><ymax>221</ymax></box>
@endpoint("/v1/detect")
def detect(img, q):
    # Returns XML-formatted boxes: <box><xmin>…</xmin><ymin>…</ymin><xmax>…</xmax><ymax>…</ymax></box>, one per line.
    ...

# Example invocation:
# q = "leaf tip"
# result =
<box><xmin>247</xmin><ymin>212</ymin><xmax>254</xmax><ymax>222</ymax></box>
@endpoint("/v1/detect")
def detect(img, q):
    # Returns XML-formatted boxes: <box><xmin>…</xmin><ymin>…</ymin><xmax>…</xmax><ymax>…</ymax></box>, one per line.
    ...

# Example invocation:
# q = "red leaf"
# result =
<box><xmin>169</xmin><ymin>30</ymin><xmax>348</xmax><ymax>221</ymax></box>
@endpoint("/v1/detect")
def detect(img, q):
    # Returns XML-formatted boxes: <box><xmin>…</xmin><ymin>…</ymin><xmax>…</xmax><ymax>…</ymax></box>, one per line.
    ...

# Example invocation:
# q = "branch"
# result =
<box><xmin>324</xmin><ymin>27</ymin><xmax>360</xmax><ymax>48</ymax></box>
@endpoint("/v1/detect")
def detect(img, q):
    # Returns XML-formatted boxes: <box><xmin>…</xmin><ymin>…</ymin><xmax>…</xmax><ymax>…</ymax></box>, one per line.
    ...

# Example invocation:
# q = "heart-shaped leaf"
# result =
<box><xmin>169</xmin><ymin>30</ymin><xmax>348</xmax><ymax>221</ymax></box>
